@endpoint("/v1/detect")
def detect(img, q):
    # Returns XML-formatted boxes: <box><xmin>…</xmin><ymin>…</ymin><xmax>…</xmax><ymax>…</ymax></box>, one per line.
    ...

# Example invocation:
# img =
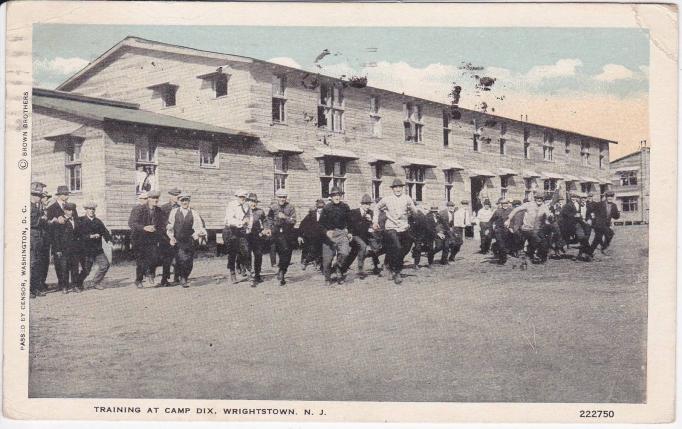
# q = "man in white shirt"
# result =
<box><xmin>448</xmin><ymin>199</ymin><xmax>472</xmax><ymax>262</ymax></box>
<box><xmin>505</xmin><ymin>193</ymin><xmax>552</xmax><ymax>263</ymax></box>
<box><xmin>372</xmin><ymin>178</ymin><xmax>416</xmax><ymax>284</ymax></box>
<box><xmin>475</xmin><ymin>199</ymin><xmax>494</xmax><ymax>254</ymax></box>
<box><xmin>224</xmin><ymin>190</ymin><xmax>251</xmax><ymax>283</ymax></box>
<box><xmin>167</xmin><ymin>193</ymin><xmax>207</xmax><ymax>287</ymax></box>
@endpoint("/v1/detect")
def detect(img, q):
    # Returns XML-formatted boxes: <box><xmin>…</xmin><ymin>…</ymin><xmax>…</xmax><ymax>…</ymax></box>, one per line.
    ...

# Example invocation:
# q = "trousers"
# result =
<box><xmin>247</xmin><ymin>235</ymin><xmax>263</xmax><ymax>276</ymax></box>
<box><xmin>383</xmin><ymin>229</ymin><xmax>413</xmax><ymax>274</ymax></box>
<box><xmin>591</xmin><ymin>226</ymin><xmax>615</xmax><ymax>253</ymax></box>
<box><xmin>273</xmin><ymin>233</ymin><xmax>293</xmax><ymax>273</ymax></box>
<box><xmin>79</xmin><ymin>252</ymin><xmax>110</xmax><ymax>287</ymax></box>
<box><xmin>226</xmin><ymin>226</ymin><xmax>250</xmax><ymax>273</ymax></box>
<box><xmin>322</xmin><ymin>230</ymin><xmax>351</xmax><ymax>279</ymax></box>
<box><xmin>55</xmin><ymin>252</ymin><xmax>80</xmax><ymax>290</ymax></box>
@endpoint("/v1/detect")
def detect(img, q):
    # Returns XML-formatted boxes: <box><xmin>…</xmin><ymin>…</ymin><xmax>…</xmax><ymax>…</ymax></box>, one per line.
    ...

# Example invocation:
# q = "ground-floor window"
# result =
<box><xmin>544</xmin><ymin>179</ymin><xmax>557</xmax><ymax>192</ymax></box>
<box><xmin>66</xmin><ymin>164</ymin><xmax>82</xmax><ymax>192</ymax></box>
<box><xmin>619</xmin><ymin>196</ymin><xmax>639</xmax><ymax>212</ymax></box>
<box><xmin>274</xmin><ymin>155</ymin><xmax>288</xmax><ymax>194</ymax></box>
<box><xmin>319</xmin><ymin>158</ymin><xmax>346</xmax><ymax>198</ymax></box>
<box><xmin>405</xmin><ymin>166</ymin><xmax>426</xmax><ymax>202</ymax></box>
<box><xmin>580</xmin><ymin>183</ymin><xmax>592</xmax><ymax>194</ymax></box>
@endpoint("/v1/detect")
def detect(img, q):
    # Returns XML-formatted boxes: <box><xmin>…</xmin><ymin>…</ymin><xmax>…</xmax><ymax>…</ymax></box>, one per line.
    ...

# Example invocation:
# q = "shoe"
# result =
<box><xmin>181</xmin><ymin>278</ymin><xmax>189</xmax><ymax>288</ymax></box>
<box><xmin>425</xmin><ymin>264</ymin><xmax>433</xmax><ymax>269</ymax></box>
<box><xmin>37</xmin><ymin>290</ymin><xmax>47</xmax><ymax>297</ymax></box>
<box><xmin>253</xmin><ymin>275</ymin><xmax>263</xmax><ymax>283</ymax></box>
<box><xmin>230</xmin><ymin>273</ymin><xmax>238</xmax><ymax>283</ymax></box>
<box><xmin>393</xmin><ymin>273</ymin><xmax>403</xmax><ymax>285</ymax></box>
<box><xmin>373</xmin><ymin>267</ymin><xmax>382</xmax><ymax>276</ymax></box>
<box><xmin>30</xmin><ymin>292</ymin><xmax>36</xmax><ymax>299</ymax></box>
<box><xmin>279</xmin><ymin>277</ymin><xmax>287</xmax><ymax>287</ymax></box>
<box><xmin>72</xmin><ymin>287</ymin><xmax>81</xmax><ymax>294</ymax></box>
<box><xmin>146</xmin><ymin>275</ymin><xmax>156</xmax><ymax>287</ymax></box>
<box><xmin>62</xmin><ymin>288</ymin><xmax>69</xmax><ymax>294</ymax></box>
<box><xmin>324</xmin><ymin>278</ymin><xmax>333</xmax><ymax>287</ymax></box>
<box><xmin>337</xmin><ymin>273</ymin><xmax>347</xmax><ymax>285</ymax></box>
<box><xmin>276</xmin><ymin>270</ymin><xmax>283</xmax><ymax>282</ymax></box>
<box><xmin>497</xmin><ymin>258</ymin><xmax>507</xmax><ymax>265</ymax></box>
<box><xmin>440</xmin><ymin>260</ymin><xmax>449</xmax><ymax>266</ymax></box>
<box><xmin>94</xmin><ymin>284</ymin><xmax>104</xmax><ymax>290</ymax></box>
<box><xmin>413</xmin><ymin>264</ymin><xmax>420</xmax><ymax>270</ymax></box>
<box><xmin>601</xmin><ymin>249</ymin><xmax>612</xmax><ymax>256</ymax></box>
<box><xmin>357</xmin><ymin>271</ymin><xmax>367</xmax><ymax>279</ymax></box>
<box><xmin>301</xmin><ymin>263</ymin><xmax>307</xmax><ymax>271</ymax></box>
<box><xmin>159</xmin><ymin>281</ymin><xmax>170</xmax><ymax>288</ymax></box>
<box><xmin>135</xmin><ymin>281</ymin><xmax>144</xmax><ymax>289</ymax></box>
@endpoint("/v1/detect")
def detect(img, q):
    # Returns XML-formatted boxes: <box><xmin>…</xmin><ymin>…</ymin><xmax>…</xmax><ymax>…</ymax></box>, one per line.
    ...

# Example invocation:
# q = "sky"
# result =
<box><xmin>33</xmin><ymin>25</ymin><xmax>650</xmax><ymax>158</ymax></box>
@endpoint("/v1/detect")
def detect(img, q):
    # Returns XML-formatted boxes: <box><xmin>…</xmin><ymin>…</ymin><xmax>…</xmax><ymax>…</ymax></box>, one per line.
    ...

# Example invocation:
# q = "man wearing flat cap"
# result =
<box><xmin>128</xmin><ymin>190</ymin><xmax>165</xmax><ymax>287</ymax></box>
<box><xmin>30</xmin><ymin>182</ymin><xmax>48</xmax><ymax>298</ymax></box>
<box><xmin>265</xmin><ymin>188</ymin><xmax>297</xmax><ymax>286</ymax></box>
<box><xmin>372</xmin><ymin>178</ymin><xmax>417</xmax><ymax>284</ymax></box>
<box><xmin>166</xmin><ymin>193</ymin><xmax>207</xmax><ymax>287</ymax></box>
<box><xmin>224</xmin><ymin>189</ymin><xmax>252</xmax><ymax>283</ymax></box>
<box><xmin>245</xmin><ymin>193</ymin><xmax>268</xmax><ymax>286</ymax></box>
<box><xmin>159</xmin><ymin>188</ymin><xmax>182</xmax><ymax>286</ymax></box>
<box><xmin>298</xmin><ymin>198</ymin><xmax>326</xmax><ymax>271</ymax></box>
<box><xmin>589</xmin><ymin>190</ymin><xmax>620</xmax><ymax>256</ymax></box>
<box><xmin>346</xmin><ymin>194</ymin><xmax>381</xmax><ymax>278</ymax></box>
<box><xmin>319</xmin><ymin>186</ymin><xmax>352</xmax><ymax>286</ymax></box>
<box><xmin>77</xmin><ymin>202</ymin><xmax>112</xmax><ymax>290</ymax></box>
<box><xmin>52</xmin><ymin>202</ymin><xmax>81</xmax><ymax>293</ymax></box>
<box><xmin>488</xmin><ymin>198</ymin><xmax>514</xmax><ymax>264</ymax></box>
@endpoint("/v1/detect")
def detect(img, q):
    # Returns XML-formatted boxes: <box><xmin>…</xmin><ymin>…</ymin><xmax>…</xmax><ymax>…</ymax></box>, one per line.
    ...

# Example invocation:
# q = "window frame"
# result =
<box><xmin>319</xmin><ymin>157</ymin><xmax>347</xmax><ymax>198</ymax></box>
<box><xmin>619</xmin><ymin>170</ymin><xmax>638</xmax><ymax>186</ymax></box>
<box><xmin>619</xmin><ymin>196</ymin><xmax>639</xmax><ymax>212</ymax></box>
<box><xmin>273</xmin><ymin>154</ymin><xmax>289</xmax><ymax>194</ymax></box>
<box><xmin>405</xmin><ymin>165</ymin><xmax>426</xmax><ymax>202</ymax></box>
<box><xmin>64</xmin><ymin>138</ymin><xmax>83</xmax><ymax>193</ymax></box>
<box><xmin>318</xmin><ymin>83</ymin><xmax>344</xmax><ymax>132</ymax></box>
<box><xmin>199</xmin><ymin>141</ymin><xmax>220</xmax><ymax>169</ymax></box>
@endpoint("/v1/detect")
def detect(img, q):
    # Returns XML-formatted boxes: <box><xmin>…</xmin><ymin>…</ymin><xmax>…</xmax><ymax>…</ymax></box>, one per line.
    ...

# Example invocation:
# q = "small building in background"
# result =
<box><xmin>610</xmin><ymin>144</ymin><xmax>650</xmax><ymax>225</ymax></box>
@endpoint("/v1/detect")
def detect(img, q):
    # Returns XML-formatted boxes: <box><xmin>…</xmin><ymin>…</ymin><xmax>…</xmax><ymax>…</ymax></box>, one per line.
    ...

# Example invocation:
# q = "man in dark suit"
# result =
<box><xmin>346</xmin><ymin>194</ymin><xmax>381</xmax><ymax>278</ymax></box>
<box><xmin>30</xmin><ymin>182</ymin><xmax>48</xmax><ymax>298</ymax></box>
<box><xmin>159</xmin><ymin>187</ymin><xmax>181</xmax><ymax>286</ymax></box>
<box><xmin>560</xmin><ymin>193</ymin><xmax>592</xmax><ymax>261</ymax></box>
<box><xmin>410</xmin><ymin>205</ymin><xmax>438</xmax><ymax>268</ymax></box>
<box><xmin>266</xmin><ymin>188</ymin><xmax>297</xmax><ymax>286</ymax></box>
<box><xmin>246</xmin><ymin>193</ymin><xmax>268</xmax><ymax>286</ymax></box>
<box><xmin>589</xmin><ymin>190</ymin><xmax>620</xmax><ymax>255</ymax></box>
<box><xmin>128</xmin><ymin>190</ymin><xmax>165</xmax><ymax>287</ymax></box>
<box><xmin>52</xmin><ymin>202</ymin><xmax>81</xmax><ymax>293</ymax></box>
<box><xmin>77</xmin><ymin>202</ymin><xmax>112</xmax><ymax>290</ymax></box>
<box><xmin>298</xmin><ymin>199</ymin><xmax>325</xmax><ymax>271</ymax></box>
<box><xmin>166</xmin><ymin>193</ymin><xmax>207</xmax><ymax>287</ymax></box>
<box><xmin>46</xmin><ymin>185</ymin><xmax>78</xmax><ymax>287</ymax></box>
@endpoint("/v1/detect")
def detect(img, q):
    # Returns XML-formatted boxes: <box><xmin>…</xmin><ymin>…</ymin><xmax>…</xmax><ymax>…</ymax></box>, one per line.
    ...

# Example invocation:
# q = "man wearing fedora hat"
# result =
<box><xmin>265</xmin><ymin>188</ymin><xmax>297</xmax><ymax>286</ymax></box>
<box><xmin>166</xmin><ymin>193</ymin><xmax>207</xmax><ymax>287</ymax></box>
<box><xmin>245</xmin><ymin>193</ymin><xmax>268</xmax><ymax>286</ymax></box>
<box><xmin>319</xmin><ymin>186</ymin><xmax>352</xmax><ymax>285</ymax></box>
<box><xmin>159</xmin><ymin>188</ymin><xmax>182</xmax><ymax>286</ymax></box>
<box><xmin>346</xmin><ymin>194</ymin><xmax>381</xmax><ymax>279</ymax></box>
<box><xmin>46</xmin><ymin>185</ymin><xmax>79</xmax><ymax>287</ymax></box>
<box><xmin>372</xmin><ymin>178</ymin><xmax>416</xmax><ymax>284</ymax></box>
<box><xmin>128</xmin><ymin>190</ymin><xmax>165</xmax><ymax>287</ymax></box>
<box><xmin>77</xmin><ymin>202</ymin><xmax>112</xmax><ymax>290</ymax></box>
<box><xmin>52</xmin><ymin>202</ymin><xmax>81</xmax><ymax>293</ymax></box>
<box><xmin>30</xmin><ymin>182</ymin><xmax>49</xmax><ymax>298</ymax></box>
<box><xmin>225</xmin><ymin>189</ymin><xmax>252</xmax><ymax>283</ymax></box>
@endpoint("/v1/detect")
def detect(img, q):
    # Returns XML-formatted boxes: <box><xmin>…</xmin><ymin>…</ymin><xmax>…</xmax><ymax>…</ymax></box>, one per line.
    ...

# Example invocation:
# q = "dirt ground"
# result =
<box><xmin>29</xmin><ymin>225</ymin><xmax>647</xmax><ymax>402</ymax></box>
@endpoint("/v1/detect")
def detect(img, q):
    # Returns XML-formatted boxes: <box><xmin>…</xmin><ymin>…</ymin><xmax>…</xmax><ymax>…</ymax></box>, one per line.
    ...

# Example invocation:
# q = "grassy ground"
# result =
<box><xmin>29</xmin><ymin>226</ymin><xmax>647</xmax><ymax>402</ymax></box>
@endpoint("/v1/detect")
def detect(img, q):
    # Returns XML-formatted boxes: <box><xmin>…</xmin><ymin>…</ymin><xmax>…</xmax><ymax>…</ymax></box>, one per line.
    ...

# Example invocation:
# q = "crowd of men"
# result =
<box><xmin>29</xmin><ymin>176</ymin><xmax>621</xmax><ymax>295</ymax></box>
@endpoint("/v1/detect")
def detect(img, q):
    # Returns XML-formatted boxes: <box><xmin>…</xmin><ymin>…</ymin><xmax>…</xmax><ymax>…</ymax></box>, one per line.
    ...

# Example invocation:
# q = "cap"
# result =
<box><xmin>360</xmin><ymin>194</ymin><xmax>373</xmax><ymax>204</ymax></box>
<box><xmin>168</xmin><ymin>187</ymin><xmax>182</xmax><ymax>196</ymax></box>
<box><xmin>390</xmin><ymin>178</ymin><xmax>405</xmax><ymax>188</ymax></box>
<box><xmin>429</xmin><ymin>205</ymin><xmax>439</xmax><ymax>212</ymax></box>
<box><xmin>147</xmin><ymin>190</ymin><xmax>161</xmax><ymax>199</ymax></box>
<box><xmin>83</xmin><ymin>201</ymin><xmax>97</xmax><ymax>209</ymax></box>
<box><xmin>31</xmin><ymin>182</ymin><xmax>46</xmax><ymax>196</ymax></box>
<box><xmin>543</xmin><ymin>192</ymin><xmax>553</xmax><ymax>201</ymax></box>
<box><xmin>63</xmin><ymin>202</ymin><xmax>76</xmax><ymax>211</ymax></box>
<box><xmin>446</xmin><ymin>201</ymin><xmax>455</xmax><ymax>207</ymax></box>
<box><xmin>138</xmin><ymin>192</ymin><xmax>148</xmax><ymax>200</ymax></box>
<box><xmin>605</xmin><ymin>190</ymin><xmax>615</xmax><ymax>197</ymax></box>
<box><xmin>483</xmin><ymin>199</ymin><xmax>491</xmax><ymax>206</ymax></box>
<box><xmin>178</xmin><ymin>192</ymin><xmax>191</xmax><ymax>201</ymax></box>
<box><xmin>570</xmin><ymin>193</ymin><xmax>579</xmax><ymax>198</ymax></box>
<box><xmin>315</xmin><ymin>198</ymin><xmax>326</xmax><ymax>207</ymax></box>
<box><xmin>275</xmin><ymin>189</ymin><xmax>288</xmax><ymax>198</ymax></box>
<box><xmin>329</xmin><ymin>186</ymin><xmax>344</xmax><ymax>196</ymax></box>
<box><xmin>56</xmin><ymin>185</ymin><xmax>69</xmax><ymax>196</ymax></box>
<box><xmin>247</xmin><ymin>192</ymin><xmax>259</xmax><ymax>202</ymax></box>
<box><xmin>460</xmin><ymin>199</ymin><xmax>469</xmax><ymax>205</ymax></box>
<box><xmin>587</xmin><ymin>193</ymin><xmax>594</xmax><ymax>197</ymax></box>
<box><xmin>513</xmin><ymin>199</ymin><xmax>523</xmax><ymax>205</ymax></box>
<box><xmin>235</xmin><ymin>190</ymin><xmax>248</xmax><ymax>198</ymax></box>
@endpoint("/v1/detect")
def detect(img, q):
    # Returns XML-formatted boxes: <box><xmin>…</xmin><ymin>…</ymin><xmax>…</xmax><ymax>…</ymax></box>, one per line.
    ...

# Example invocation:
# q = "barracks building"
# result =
<box><xmin>610</xmin><ymin>145</ymin><xmax>650</xmax><ymax>225</ymax></box>
<box><xmin>31</xmin><ymin>36</ymin><xmax>617</xmax><ymax>241</ymax></box>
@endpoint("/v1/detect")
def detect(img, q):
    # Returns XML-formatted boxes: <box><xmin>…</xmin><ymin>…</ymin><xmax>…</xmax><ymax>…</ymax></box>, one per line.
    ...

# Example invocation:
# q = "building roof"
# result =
<box><xmin>610</xmin><ymin>147</ymin><xmax>649</xmax><ymax>164</ymax></box>
<box><xmin>33</xmin><ymin>88</ymin><xmax>257</xmax><ymax>139</ymax></box>
<box><xmin>55</xmin><ymin>36</ymin><xmax>617</xmax><ymax>145</ymax></box>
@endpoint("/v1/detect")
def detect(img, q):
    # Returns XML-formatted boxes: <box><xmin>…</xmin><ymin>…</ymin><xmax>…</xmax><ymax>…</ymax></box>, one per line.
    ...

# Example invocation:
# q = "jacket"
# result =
<box><xmin>590</xmin><ymin>201</ymin><xmax>620</xmax><ymax>229</ymax></box>
<box><xmin>348</xmin><ymin>207</ymin><xmax>375</xmax><ymax>241</ymax></box>
<box><xmin>52</xmin><ymin>216</ymin><xmax>79</xmax><ymax>256</ymax></box>
<box><xmin>77</xmin><ymin>216</ymin><xmax>111</xmax><ymax>256</ymax></box>
<box><xmin>266</xmin><ymin>202</ymin><xmax>297</xmax><ymax>236</ymax></box>
<box><xmin>128</xmin><ymin>204</ymin><xmax>165</xmax><ymax>247</ymax></box>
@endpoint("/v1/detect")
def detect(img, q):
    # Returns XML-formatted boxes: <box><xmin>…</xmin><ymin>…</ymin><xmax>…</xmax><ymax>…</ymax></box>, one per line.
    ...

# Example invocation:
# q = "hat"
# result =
<box><xmin>460</xmin><ymin>199</ymin><xmax>469</xmax><ymax>205</ymax></box>
<box><xmin>587</xmin><ymin>193</ymin><xmax>594</xmax><ymax>197</ymax></box>
<box><xmin>605</xmin><ymin>190</ymin><xmax>615</xmax><ymax>197</ymax></box>
<box><xmin>56</xmin><ymin>185</ymin><xmax>69</xmax><ymax>196</ymax></box>
<box><xmin>512</xmin><ymin>199</ymin><xmax>522</xmax><ymax>205</ymax></box>
<box><xmin>534</xmin><ymin>193</ymin><xmax>545</xmax><ymax>200</ymax></box>
<box><xmin>329</xmin><ymin>186</ymin><xmax>344</xmax><ymax>196</ymax></box>
<box><xmin>429</xmin><ymin>205</ymin><xmax>439</xmax><ymax>212</ymax></box>
<box><xmin>483</xmin><ymin>199</ymin><xmax>491</xmax><ymax>206</ymax></box>
<box><xmin>315</xmin><ymin>198</ymin><xmax>326</xmax><ymax>207</ymax></box>
<box><xmin>63</xmin><ymin>202</ymin><xmax>76</xmax><ymax>211</ymax></box>
<box><xmin>30</xmin><ymin>182</ymin><xmax>46</xmax><ymax>196</ymax></box>
<box><xmin>147</xmin><ymin>190</ymin><xmax>161</xmax><ymax>199</ymax></box>
<box><xmin>390</xmin><ymin>178</ymin><xmax>405</xmax><ymax>188</ymax></box>
<box><xmin>275</xmin><ymin>189</ymin><xmax>288</xmax><ymax>198</ymax></box>
<box><xmin>138</xmin><ymin>192</ymin><xmax>148</xmax><ymax>199</ymax></box>
<box><xmin>570</xmin><ymin>193</ymin><xmax>579</xmax><ymax>198</ymax></box>
<box><xmin>360</xmin><ymin>194</ymin><xmax>372</xmax><ymax>204</ymax></box>
<box><xmin>168</xmin><ymin>187</ymin><xmax>182</xmax><ymax>196</ymax></box>
<box><xmin>178</xmin><ymin>192</ymin><xmax>191</xmax><ymax>201</ymax></box>
<box><xmin>83</xmin><ymin>202</ymin><xmax>97</xmax><ymax>209</ymax></box>
<box><xmin>543</xmin><ymin>192</ymin><xmax>553</xmax><ymax>201</ymax></box>
<box><xmin>235</xmin><ymin>190</ymin><xmax>248</xmax><ymax>198</ymax></box>
<box><xmin>446</xmin><ymin>201</ymin><xmax>455</xmax><ymax>207</ymax></box>
<box><xmin>247</xmin><ymin>192</ymin><xmax>259</xmax><ymax>202</ymax></box>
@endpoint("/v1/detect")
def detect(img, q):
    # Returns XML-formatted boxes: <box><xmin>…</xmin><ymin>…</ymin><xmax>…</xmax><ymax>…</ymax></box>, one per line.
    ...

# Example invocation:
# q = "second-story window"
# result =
<box><xmin>499</xmin><ymin>138</ymin><xmax>507</xmax><ymax>155</ymax></box>
<box><xmin>405</xmin><ymin>166</ymin><xmax>426</xmax><ymax>202</ymax></box>
<box><xmin>443</xmin><ymin>110</ymin><xmax>451</xmax><ymax>147</ymax></box>
<box><xmin>369</xmin><ymin>95</ymin><xmax>381</xmax><ymax>137</ymax></box>
<box><xmin>272</xmin><ymin>75</ymin><xmax>287</xmax><ymax>123</ymax></box>
<box><xmin>371</xmin><ymin>163</ymin><xmax>383</xmax><ymax>201</ymax></box>
<box><xmin>581</xmin><ymin>141</ymin><xmax>590</xmax><ymax>166</ymax></box>
<box><xmin>599</xmin><ymin>143</ymin><xmax>607</xmax><ymax>169</ymax></box>
<box><xmin>523</xmin><ymin>127</ymin><xmax>531</xmax><ymax>159</ymax></box>
<box><xmin>565</xmin><ymin>136</ymin><xmax>571</xmax><ymax>154</ymax></box>
<box><xmin>65</xmin><ymin>138</ymin><xmax>83</xmax><ymax>192</ymax></box>
<box><xmin>444</xmin><ymin>169</ymin><xmax>455</xmax><ymax>202</ymax></box>
<box><xmin>403</xmin><ymin>102</ymin><xmax>423</xmax><ymax>143</ymax></box>
<box><xmin>318</xmin><ymin>83</ymin><xmax>344</xmax><ymax>132</ymax></box>
<box><xmin>472</xmin><ymin>119</ymin><xmax>480</xmax><ymax>152</ymax></box>
<box><xmin>214</xmin><ymin>73</ymin><xmax>228</xmax><ymax>98</ymax></box>
<box><xmin>619</xmin><ymin>170</ymin><xmax>638</xmax><ymax>186</ymax></box>
<box><xmin>149</xmin><ymin>83</ymin><xmax>179</xmax><ymax>108</ymax></box>
<box><xmin>543</xmin><ymin>145</ymin><xmax>554</xmax><ymax>161</ymax></box>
